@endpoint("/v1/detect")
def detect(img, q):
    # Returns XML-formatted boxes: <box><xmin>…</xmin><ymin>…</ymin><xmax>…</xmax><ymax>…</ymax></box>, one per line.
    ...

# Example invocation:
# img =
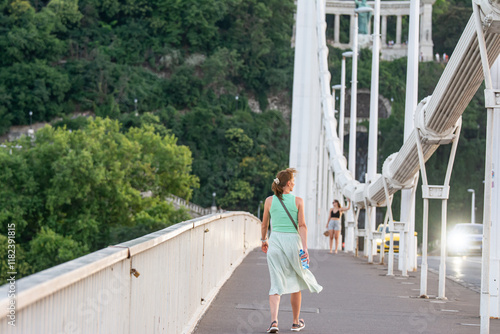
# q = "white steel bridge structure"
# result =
<box><xmin>290</xmin><ymin>0</ymin><xmax>500</xmax><ymax>332</ymax></box>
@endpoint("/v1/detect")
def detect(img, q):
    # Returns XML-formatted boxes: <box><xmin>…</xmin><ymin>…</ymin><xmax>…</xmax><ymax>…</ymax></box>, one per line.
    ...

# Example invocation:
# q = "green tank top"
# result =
<box><xmin>270</xmin><ymin>194</ymin><xmax>299</xmax><ymax>233</ymax></box>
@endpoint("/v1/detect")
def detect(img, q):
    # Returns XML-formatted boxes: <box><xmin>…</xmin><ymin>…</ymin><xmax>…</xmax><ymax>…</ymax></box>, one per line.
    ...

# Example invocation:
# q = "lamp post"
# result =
<box><xmin>341</xmin><ymin>51</ymin><xmax>352</xmax><ymax>154</ymax></box>
<box><xmin>28</xmin><ymin>111</ymin><xmax>34</xmax><ymax>138</ymax></box>
<box><xmin>332</xmin><ymin>84</ymin><xmax>342</xmax><ymax>113</ymax></box>
<box><xmin>349</xmin><ymin>6</ymin><xmax>373</xmax><ymax>177</ymax></box>
<box><xmin>401</xmin><ymin>0</ymin><xmax>420</xmax><ymax>279</ymax></box>
<box><xmin>235</xmin><ymin>95</ymin><xmax>239</xmax><ymax>112</ymax></box>
<box><xmin>353</xmin><ymin>6</ymin><xmax>373</xmax><ymax>258</ymax></box>
<box><xmin>332</xmin><ymin>84</ymin><xmax>342</xmax><ymax>153</ymax></box>
<box><xmin>366</xmin><ymin>1</ymin><xmax>378</xmax><ymax>263</ymax></box>
<box><xmin>212</xmin><ymin>192</ymin><xmax>217</xmax><ymax>213</ymax></box>
<box><xmin>348</xmin><ymin>12</ymin><xmax>359</xmax><ymax>177</ymax></box>
<box><xmin>134</xmin><ymin>99</ymin><xmax>138</xmax><ymax>116</ymax></box>
<box><xmin>468</xmin><ymin>189</ymin><xmax>476</xmax><ymax>224</ymax></box>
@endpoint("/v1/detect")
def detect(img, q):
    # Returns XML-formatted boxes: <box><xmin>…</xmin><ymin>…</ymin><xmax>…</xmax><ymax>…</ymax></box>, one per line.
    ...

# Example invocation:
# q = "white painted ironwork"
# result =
<box><xmin>400</xmin><ymin>0</ymin><xmax>420</xmax><ymax>274</ymax></box>
<box><xmin>289</xmin><ymin>0</ymin><xmax>323</xmax><ymax>248</ymax></box>
<box><xmin>472</xmin><ymin>1</ymin><xmax>500</xmax><ymax>331</ymax></box>
<box><xmin>489</xmin><ymin>57</ymin><xmax>500</xmax><ymax>321</ymax></box>
<box><xmin>349</xmin><ymin>12</ymin><xmax>359</xmax><ymax>178</ymax></box>
<box><xmin>415</xmin><ymin>115</ymin><xmax>462</xmax><ymax>299</ymax></box>
<box><xmin>293</xmin><ymin>2</ymin><xmax>500</xmax><ymax>298</ymax></box>
<box><xmin>0</xmin><ymin>213</ymin><xmax>261</xmax><ymax>334</ymax></box>
<box><xmin>366</xmin><ymin>0</ymin><xmax>380</xmax><ymax>264</ymax></box>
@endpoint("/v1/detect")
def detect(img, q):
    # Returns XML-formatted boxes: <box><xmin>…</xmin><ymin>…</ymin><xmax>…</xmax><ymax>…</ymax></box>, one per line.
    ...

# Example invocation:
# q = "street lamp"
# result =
<box><xmin>348</xmin><ymin>11</ymin><xmax>363</xmax><ymax>177</ymax></box>
<box><xmin>468</xmin><ymin>189</ymin><xmax>475</xmax><ymax>224</ymax></box>
<box><xmin>353</xmin><ymin>5</ymin><xmax>374</xmax><ymax>261</ymax></box>
<box><xmin>211</xmin><ymin>192</ymin><xmax>217</xmax><ymax>213</ymax></box>
<box><xmin>235</xmin><ymin>95</ymin><xmax>239</xmax><ymax>112</ymax></box>
<box><xmin>366</xmin><ymin>0</ymin><xmax>379</xmax><ymax>264</ymax></box>
<box><xmin>341</xmin><ymin>51</ymin><xmax>353</xmax><ymax>153</ymax></box>
<box><xmin>331</xmin><ymin>84</ymin><xmax>342</xmax><ymax>113</ymax></box>
<box><xmin>134</xmin><ymin>99</ymin><xmax>138</xmax><ymax>116</ymax></box>
<box><xmin>29</xmin><ymin>111</ymin><xmax>33</xmax><ymax>129</ymax></box>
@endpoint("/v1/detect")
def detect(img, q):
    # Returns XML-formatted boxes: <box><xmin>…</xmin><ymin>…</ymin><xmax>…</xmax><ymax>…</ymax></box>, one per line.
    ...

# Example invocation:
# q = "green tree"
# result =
<box><xmin>219</xmin><ymin>179</ymin><xmax>254</xmax><ymax>208</ymax></box>
<box><xmin>47</xmin><ymin>0</ymin><xmax>83</xmax><ymax>29</ymax></box>
<box><xmin>27</xmin><ymin>227</ymin><xmax>89</xmax><ymax>273</ymax></box>
<box><xmin>432</xmin><ymin>1</ymin><xmax>472</xmax><ymax>55</ymax></box>
<box><xmin>225</xmin><ymin>128</ymin><xmax>253</xmax><ymax>157</ymax></box>
<box><xmin>0</xmin><ymin>235</ymin><xmax>31</xmax><ymax>285</ymax></box>
<box><xmin>0</xmin><ymin>61</ymin><xmax>70</xmax><ymax>125</ymax></box>
<box><xmin>0</xmin><ymin>117</ymin><xmax>199</xmax><ymax>275</ymax></box>
<box><xmin>1</xmin><ymin>2</ymin><xmax>65</xmax><ymax>66</ymax></box>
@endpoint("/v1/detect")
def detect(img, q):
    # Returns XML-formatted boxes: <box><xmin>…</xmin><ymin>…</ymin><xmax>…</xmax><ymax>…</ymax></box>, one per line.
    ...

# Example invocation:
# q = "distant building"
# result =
<box><xmin>324</xmin><ymin>0</ymin><xmax>435</xmax><ymax>61</ymax></box>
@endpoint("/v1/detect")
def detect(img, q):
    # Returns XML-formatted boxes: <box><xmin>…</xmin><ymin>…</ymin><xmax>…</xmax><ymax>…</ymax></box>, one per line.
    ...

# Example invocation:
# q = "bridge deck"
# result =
<box><xmin>193</xmin><ymin>249</ymin><xmax>500</xmax><ymax>334</ymax></box>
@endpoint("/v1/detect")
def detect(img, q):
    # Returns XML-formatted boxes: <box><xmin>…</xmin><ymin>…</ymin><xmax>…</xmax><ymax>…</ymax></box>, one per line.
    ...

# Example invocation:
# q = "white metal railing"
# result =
<box><xmin>166</xmin><ymin>194</ymin><xmax>212</xmax><ymax>216</ymax></box>
<box><xmin>0</xmin><ymin>212</ymin><xmax>261</xmax><ymax>334</ymax></box>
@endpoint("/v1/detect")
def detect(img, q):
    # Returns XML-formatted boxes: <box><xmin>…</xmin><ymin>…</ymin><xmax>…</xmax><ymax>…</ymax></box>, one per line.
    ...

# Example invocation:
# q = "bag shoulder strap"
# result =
<box><xmin>277</xmin><ymin>196</ymin><xmax>298</xmax><ymax>231</ymax></box>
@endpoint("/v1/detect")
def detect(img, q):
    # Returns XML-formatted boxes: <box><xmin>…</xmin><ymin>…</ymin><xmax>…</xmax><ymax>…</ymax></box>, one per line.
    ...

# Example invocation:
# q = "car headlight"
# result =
<box><xmin>448</xmin><ymin>233</ymin><xmax>466</xmax><ymax>250</ymax></box>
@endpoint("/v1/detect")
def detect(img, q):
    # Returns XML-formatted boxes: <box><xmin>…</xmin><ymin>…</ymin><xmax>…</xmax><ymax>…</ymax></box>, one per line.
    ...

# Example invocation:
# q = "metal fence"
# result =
<box><xmin>0</xmin><ymin>212</ymin><xmax>261</xmax><ymax>334</ymax></box>
<box><xmin>165</xmin><ymin>194</ymin><xmax>212</xmax><ymax>217</ymax></box>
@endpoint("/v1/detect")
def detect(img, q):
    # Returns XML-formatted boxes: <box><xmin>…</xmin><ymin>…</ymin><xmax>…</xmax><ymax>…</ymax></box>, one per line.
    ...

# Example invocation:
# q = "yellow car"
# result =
<box><xmin>375</xmin><ymin>225</ymin><xmax>399</xmax><ymax>253</ymax></box>
<box><xmin>375</xmin><ymin>224</ymin><xmax>417</xmax><ymax>253</ymax></box>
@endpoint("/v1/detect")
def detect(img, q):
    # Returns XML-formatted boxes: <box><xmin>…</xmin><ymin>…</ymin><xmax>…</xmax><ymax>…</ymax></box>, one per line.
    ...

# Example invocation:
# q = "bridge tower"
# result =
<box><xmin>290</xmin><ymin>0</ymin><xmax>329</xmax><ymax>249</ymax></box>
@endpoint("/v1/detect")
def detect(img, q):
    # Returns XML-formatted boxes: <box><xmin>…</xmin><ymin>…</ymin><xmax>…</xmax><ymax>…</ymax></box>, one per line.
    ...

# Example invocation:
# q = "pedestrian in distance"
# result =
<box><xmin>261</xmin><ymin>168</ymin><xmax>323</xmax><ymax>333</ymax></box>
<box><xmin>326</xmin><ymin>199</ymin><xmax>351</xmax><ymax>254</ymax></box>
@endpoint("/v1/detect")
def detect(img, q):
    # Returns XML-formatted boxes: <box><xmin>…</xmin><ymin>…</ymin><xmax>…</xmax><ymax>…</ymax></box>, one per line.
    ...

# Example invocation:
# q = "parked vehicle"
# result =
<box><xmin>375</xmin><ymin>225</ymin><xmax>399</xmax><ymax>253</ymax></box>
<box><xmin>447</xmin><ymin>223</ymin><xmax>483</xmax><ymax>256</ymax></box>
<box><xmin>374</xmin><ymin>224</ymin><xmax>418</xmax><ymax>253</ymax></box>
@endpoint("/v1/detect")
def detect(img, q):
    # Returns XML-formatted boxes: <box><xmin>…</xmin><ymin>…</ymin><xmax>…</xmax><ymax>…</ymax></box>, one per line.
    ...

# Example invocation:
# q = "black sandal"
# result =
<box><xmin>267</xmin><ymin>320</ymin><xmax>279</xmax><ymax>333</ymax></box>
<box><xmin>291</xmin><ymin>319</ymin><xmax>305</xmax><ymax>332</ymax></box>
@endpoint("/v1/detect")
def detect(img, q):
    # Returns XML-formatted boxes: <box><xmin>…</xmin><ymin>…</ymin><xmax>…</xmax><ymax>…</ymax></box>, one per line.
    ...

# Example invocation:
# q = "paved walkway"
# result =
<box><xmin>193</xmin><ymin>249</ymin><xmax>500</xmax><ymax>334</ymax></box>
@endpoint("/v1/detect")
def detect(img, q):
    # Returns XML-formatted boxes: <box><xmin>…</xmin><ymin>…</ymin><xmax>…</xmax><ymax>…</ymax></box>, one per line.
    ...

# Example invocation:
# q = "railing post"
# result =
<box><xmin>414</xmin><ymin>116</ymin><xmax>461</xmax><ymax>299</ymax></box>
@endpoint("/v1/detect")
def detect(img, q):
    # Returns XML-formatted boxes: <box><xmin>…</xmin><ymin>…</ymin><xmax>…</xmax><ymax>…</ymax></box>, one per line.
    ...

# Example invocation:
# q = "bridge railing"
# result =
<box><xmin>166</xmin><ymin>194</ymin><xmax>212</xmax><ymax>216</ymax></box>
<box><xmin>0</xmin><ymin>212</ymin><xmax>261</xmax><ymax>334</ymax></box>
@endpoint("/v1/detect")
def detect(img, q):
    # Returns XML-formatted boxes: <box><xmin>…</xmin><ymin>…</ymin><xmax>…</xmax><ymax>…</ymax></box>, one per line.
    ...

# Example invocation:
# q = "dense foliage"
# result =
<box><xmin>0</xmin><ymin>0</ymin><xmax>295</xmax><ymax>130</ymax></box>
<box><xmin>0</xmin><ymin>117</ymin><xmax>197</xmax><ymax>283</ymax></box>
<box><xmin>433</xmin><ymin>0</ymin><xmax>473</xmax><ymax>55</ymax></box>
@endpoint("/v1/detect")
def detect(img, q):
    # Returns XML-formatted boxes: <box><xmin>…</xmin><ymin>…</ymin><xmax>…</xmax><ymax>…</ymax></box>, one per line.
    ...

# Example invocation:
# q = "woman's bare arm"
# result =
<box><xmin>261</xmin><ymin>196</ymin><xmax>272</xmax><ymax>253</ymax></box>
<box><xmin>341</xmin><ymin>199</ymin><xmax>351</xmax><ymax>212</ymax></box>
<box><xmin>296</xmin><ymin>197</ymin><xmax>309</xmax><ymax>262</ymax></box>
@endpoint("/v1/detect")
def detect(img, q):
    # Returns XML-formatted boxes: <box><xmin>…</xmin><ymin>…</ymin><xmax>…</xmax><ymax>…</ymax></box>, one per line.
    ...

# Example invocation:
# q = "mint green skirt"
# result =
<box><xmin>267</xmin><ymin>231</ymin><xmax>323</xmax><ymax>295</ymax></box>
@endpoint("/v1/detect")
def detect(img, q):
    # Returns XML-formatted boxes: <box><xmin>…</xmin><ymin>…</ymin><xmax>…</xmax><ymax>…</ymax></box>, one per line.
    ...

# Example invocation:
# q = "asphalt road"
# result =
<box><xmin>418</xmin><ymin>255</ymin><xmax>482</xmax><ymax>292</ymax></box>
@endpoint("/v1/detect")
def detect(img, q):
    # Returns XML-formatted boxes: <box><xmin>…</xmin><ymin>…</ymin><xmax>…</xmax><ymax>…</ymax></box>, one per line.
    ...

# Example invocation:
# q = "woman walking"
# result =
<box><xmin>261</xmin><ymin>168</ymin><xmax>323</xmax><ymax>333</ymax></box>
<box><xmin>326</xmin><ymin>199</ymin><xmax>351</xmax><ymax>254</ymax></box>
